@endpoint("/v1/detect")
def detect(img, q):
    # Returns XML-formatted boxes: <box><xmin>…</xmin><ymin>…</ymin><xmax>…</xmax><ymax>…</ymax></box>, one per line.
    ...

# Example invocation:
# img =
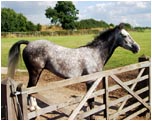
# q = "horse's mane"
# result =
<box><xmin>84</xmin><ymin>27</ymin><xmax>116</xmax><ymax>48</ymax></box>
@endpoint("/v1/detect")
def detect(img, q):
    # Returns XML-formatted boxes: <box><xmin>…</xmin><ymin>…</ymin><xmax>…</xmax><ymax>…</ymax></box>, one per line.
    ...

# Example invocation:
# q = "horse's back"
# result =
<box><xmin>22</xmin><ymin>40</ymin><xmax>78</xmax><ymax>74</ymax></box>
<box><xmin>23</xmin><ymin>40</ymin><xmax>55</xmax><ymax>68</ymax></box>
<box><xmin>23</xmin><ymin>39</ymin><xmax>68</xmax><ymax>55</ymax></box>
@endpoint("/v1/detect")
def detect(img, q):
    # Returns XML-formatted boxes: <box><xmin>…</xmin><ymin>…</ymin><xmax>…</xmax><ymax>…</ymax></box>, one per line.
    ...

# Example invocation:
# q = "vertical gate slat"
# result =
<box><xmin>18</xmin><ymin>84</ymin><xmax>28</xmax><ymax>120</ymax></box>
<box><xmin>103</xmin><ymin>76</ymin><xmax>109</xmax><ymax>120</ymax></box>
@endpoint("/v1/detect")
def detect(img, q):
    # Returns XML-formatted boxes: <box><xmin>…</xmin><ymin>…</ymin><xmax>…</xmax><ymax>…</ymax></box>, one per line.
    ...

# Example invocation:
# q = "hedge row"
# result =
<box><xmin>2</xmin><ymin>29</ymin><xmax>101</xmax><ymax>37</ymax></box>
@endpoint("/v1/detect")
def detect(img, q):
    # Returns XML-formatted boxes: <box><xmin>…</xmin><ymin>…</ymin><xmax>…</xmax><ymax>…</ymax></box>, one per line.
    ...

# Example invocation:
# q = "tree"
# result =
<box><xmin>76</xmin><ymin>19</ymin><xmax>109</xmax><ymax>29</ymax></box>
<box><xmin>36</xmin><ymin>23</ymin><xmax>42</xmax><ymax>31</ymax></box>
<box><xmin>26</xmin><ymin>21</ymin><xmax>37</xmax><ymax>31</ymax></box>
<box><xmin>45</xmin><ymin>1</ymin><xmax>79</xmax><ymax>30</ymax></box>
<box><xmin>123</xmin><ymin>23</ymin><xmax>132</xmax><ymax>30</ymax></box>
<box><xmin>109</xmin><ymin>23</ymin><xmax>114</xmax><ymax>28</ymax></box>
<box><xmin>16</xmin><ymin>13</ymin><xmax>27</xmax><ymax>31</ymax></box>
<box><xmin>1</xmin><ymin>8</ymin><xmax>18</xmax><ymax>32</ymax></box>
<box><xmin>1</xmin><ymin>8</ymin><xmax>39</xmax><ymax>32</ymax></box>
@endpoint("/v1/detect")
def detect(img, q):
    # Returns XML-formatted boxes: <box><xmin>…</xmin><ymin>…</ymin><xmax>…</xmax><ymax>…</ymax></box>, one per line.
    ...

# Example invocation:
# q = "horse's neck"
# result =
<box><xmin>99</xmin><ymin>39</ymin><xmax>117</xmax><ymax>65</ymax></box>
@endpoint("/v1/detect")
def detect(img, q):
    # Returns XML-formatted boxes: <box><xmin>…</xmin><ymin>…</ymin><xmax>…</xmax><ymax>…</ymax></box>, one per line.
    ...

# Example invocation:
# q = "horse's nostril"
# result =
<box><xmin>132</xmin><ymin>44</ymin><xmax>140</xmax><ymax>53</ymax></box>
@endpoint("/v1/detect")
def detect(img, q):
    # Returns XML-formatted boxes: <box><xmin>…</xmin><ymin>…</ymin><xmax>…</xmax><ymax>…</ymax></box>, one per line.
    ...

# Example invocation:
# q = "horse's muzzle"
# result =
<box><xmin>132</xmin><ymin>43</ymin><xmax>140</xmax><ymax>53</ymax></box>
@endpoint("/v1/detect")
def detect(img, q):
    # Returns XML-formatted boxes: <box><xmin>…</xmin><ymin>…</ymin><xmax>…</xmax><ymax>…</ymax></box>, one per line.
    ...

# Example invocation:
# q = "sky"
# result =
<box><xmin>1</xmin><ymin>1</ymin><xmax>151</xmax><ymax>27</ymax></box>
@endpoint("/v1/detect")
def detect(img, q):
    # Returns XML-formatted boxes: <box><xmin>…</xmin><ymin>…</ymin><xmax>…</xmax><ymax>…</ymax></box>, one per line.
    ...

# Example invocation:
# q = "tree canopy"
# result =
<box><xmin>45</xmin><ymin>1</ymin><xmax>79</xmax><ymax>30</ymax></box>
<box><xmin>76</xmin><ymin>19</ymin><xmax>109</xmax><ymax>29</ymax></box>
<box><xmin>1</xmin><ymin>8</ymin><xmax>41</xmax><ymax>32</ymax></box>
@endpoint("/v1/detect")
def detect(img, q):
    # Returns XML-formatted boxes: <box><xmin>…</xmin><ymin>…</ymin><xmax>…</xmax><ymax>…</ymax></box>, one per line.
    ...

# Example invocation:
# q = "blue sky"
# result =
<box><xmin>1</xmin><ymin>1</ymin><xmax>151</xmax><ymax>27</ymax></box>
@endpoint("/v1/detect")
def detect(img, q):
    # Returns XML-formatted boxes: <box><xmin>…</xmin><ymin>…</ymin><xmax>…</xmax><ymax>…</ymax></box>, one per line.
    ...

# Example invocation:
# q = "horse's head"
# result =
<box><xmin>115</xmin><ymin>23</ymin><xmax>140</xmax><ymax>53</ymax></box>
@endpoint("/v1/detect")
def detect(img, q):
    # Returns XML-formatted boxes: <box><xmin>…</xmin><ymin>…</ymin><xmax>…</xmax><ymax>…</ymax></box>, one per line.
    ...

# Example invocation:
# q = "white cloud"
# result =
<box><xmin>26</xmin><ymin>14</ymin><xmax>50</xmax><ymax>25</ymax></box>
<box><xmin>136</xmin><ymin>2</ymin><xmax>147</xmax><ymax>8</ymax></box>
<box><xmin>77</xmin><ymin>1</ymin><xmax>151</xmax><ymax>27</ymax></box>
<box><xmin>37</xmin><ymin>1</ymin><xmax>56</xmax><ymax>7</ymax></box>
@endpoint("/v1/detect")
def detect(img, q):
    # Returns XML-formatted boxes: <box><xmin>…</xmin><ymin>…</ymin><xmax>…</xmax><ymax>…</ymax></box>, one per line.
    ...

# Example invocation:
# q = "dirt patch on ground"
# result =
<box><xmin>1</xmin><ymin>69</ymin><xmax>149</xmax><ymax>120</ymax></box>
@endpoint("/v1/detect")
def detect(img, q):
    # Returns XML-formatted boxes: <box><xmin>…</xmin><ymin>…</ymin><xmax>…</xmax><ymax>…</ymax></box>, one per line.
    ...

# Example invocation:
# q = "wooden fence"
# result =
<box><xmin>1</xmin><ymin>30</ymin><xmax>100</xmax><ymax>37</ymax></box>
<box><xmin>1</xmin><ymin>59</ymin><xmax>151</xmax><ymax>120</ymax></box>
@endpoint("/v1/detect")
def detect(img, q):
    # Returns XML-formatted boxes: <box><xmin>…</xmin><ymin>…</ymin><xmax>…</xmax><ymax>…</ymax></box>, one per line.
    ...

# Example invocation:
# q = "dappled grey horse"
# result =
<box><xmin>8</xmin><ymin>23</ymin><xmax>140</xmax><ymax>119</ymax></box>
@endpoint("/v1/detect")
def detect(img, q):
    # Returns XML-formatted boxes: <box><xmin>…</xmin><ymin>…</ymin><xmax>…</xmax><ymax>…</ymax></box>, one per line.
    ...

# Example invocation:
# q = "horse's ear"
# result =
<box><xmin>117</xmin><ymin>23</ymin><xmax>124</xmax><ymax>30</ymax></box>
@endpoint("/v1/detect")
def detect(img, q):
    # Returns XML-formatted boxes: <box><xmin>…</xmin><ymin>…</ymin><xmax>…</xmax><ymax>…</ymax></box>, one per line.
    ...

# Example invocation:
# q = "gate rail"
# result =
<box><xmin>1</xmin><ymin>58</ymin><xmax>151</xmax><ymax>120</ymax></box>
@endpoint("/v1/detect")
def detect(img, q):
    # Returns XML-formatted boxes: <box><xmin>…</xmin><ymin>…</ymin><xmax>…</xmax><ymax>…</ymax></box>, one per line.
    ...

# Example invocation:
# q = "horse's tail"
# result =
<box><xmin>7</xmin><ymin>40</ymin><xmax>29</xmax><ymax>79</ymax></box>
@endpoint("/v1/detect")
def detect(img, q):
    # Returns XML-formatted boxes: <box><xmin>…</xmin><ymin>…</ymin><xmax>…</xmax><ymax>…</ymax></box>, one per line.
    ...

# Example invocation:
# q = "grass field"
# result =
<box><xmin>1</xmin><ymin>30</ymin><xmax>151</xmax><ymax>70</ymax></box>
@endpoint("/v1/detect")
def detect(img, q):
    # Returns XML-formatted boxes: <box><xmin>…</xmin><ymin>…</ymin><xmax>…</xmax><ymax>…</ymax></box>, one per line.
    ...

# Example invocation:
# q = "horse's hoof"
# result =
<box><xmin>29</xmin><ymin>106</ymin><xmax>36</xmax><ymax>111</ymax></box>
<box><xmin>35</xmin><ymin>106</ymin><xmax>41</xmax><ymax>110</ymax></box>
<box><xmin>29</xmin><ymin>106</ymin><xmax>41</xmax><ymax>111</ymax></box>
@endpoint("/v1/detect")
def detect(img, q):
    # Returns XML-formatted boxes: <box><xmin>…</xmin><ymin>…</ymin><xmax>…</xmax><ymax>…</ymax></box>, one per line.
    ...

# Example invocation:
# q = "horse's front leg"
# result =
<box><xmin>86</xmin><ymin>81</ymin><xmax>95</xmax><ymax>120</ymax></box>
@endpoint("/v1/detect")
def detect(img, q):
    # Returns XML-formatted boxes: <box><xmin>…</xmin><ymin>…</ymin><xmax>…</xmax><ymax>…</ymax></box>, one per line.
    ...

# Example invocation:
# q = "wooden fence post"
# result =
<box><xmin>1</xmin><ymin>79</ymin><xmax>18</xmax><ymax>119</ymax></box>
<box><xmin>103</xmin><ymin>76</ymin><xmax>109</xmax><ymax>120</ymax></box>
<box><xmin>17</xmin><ymin>84</ymin><xmax>28</xmax><ymax>120</ymax></box>
<box><xmin>137</xmin><ymin>55</ymin><xmax>150</xmax><ymax>117</ymax></box>
<box><xmin>137</xmin><ymin>55</ymin><xmax>150</xmax><ymax>100</ymax></box>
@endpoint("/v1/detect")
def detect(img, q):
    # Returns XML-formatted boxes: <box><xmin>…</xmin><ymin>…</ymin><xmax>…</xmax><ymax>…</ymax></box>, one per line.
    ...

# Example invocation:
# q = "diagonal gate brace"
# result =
<box><xmin>68</xmin><ymin>76</ymin><xmax>103</xmax><ymax>120</ymax></box>
<box><xmin>110</xmin><ymin>74</ymin><xmax>150</xmax><ymax>111</ymax></box>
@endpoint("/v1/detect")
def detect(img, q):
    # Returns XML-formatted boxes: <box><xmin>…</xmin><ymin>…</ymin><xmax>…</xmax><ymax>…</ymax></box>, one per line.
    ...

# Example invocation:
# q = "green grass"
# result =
<box><xmin>1</xmin><ymin>30</ymin><xmax>151</xmax><ymax>70</ymax></box>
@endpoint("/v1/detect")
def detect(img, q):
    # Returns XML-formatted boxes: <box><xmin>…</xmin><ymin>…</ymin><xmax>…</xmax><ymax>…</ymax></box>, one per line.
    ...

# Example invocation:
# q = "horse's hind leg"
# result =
<box><xmin>86</xmin><ymin>81</ymin><xmax>95</xmax><ymax>120</ymax></box>
<box><xmin>27</xmin><ymin>68</ymin><xmax>43</xmax><ymax>111</ymax></box>
<box><xmin>27</xmin><ymin>68</ymin><xmax>43</xmax><ymax>87</ymax></box>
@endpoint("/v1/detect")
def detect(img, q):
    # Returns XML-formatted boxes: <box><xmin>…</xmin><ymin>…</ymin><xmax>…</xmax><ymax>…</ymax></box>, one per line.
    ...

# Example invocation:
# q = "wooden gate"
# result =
<box><xmin>1</xmin><ymin>60</ymin><xmax>151</xmax><ymax>120</ymax></box>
